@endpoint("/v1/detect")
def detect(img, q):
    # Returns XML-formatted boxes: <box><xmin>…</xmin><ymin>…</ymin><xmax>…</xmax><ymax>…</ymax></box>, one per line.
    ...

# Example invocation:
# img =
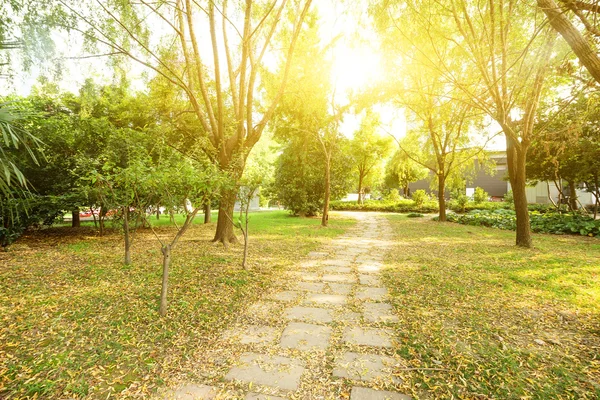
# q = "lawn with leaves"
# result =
<box><xmin>384</xmin><ymin>215</ymin><xmax>600</xmax><ymax>399</ymax></box>
<box><xmin>0</xmin><ymin>210</ymin><xmax>355</xmax><ymax>399</ymax></box>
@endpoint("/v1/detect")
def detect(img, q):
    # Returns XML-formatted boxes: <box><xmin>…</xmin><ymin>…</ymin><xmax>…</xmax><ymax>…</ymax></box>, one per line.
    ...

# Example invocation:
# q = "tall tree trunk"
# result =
<box><xmin>507</xmin><ymin>138</ymin><xmax>532</xmax><ymax>248</ymax></box>
<box><xmin>437</xmin><ymin>174</ymin><xmax>447</xmax><ymax>222</ymax></box>
<box><xmin>568</xmin><ymin>181</ymin><xmax>578</xmax><ymax>211</ymax></box>
<box><xmin>204</xmin><ymin>201</ymin><xmax>211</xmax><ymax>224</ymax></box>
<box><xmin>99</xmin><ymin>205</ymin><xmax>106</xmax><ymax>236</ymax></box>
<box><xmin>72</xmin><ymin>208</ymin><xmax>80</xmax><ymax>228</ymax></box>
<box><xmin>213</xmin><ymin>187</ymin><xmax>238</xmax><ymax>245</ymax></box>
<box><xmin>404</xmin><ymin>185</ymin><xmax>409</xmax><ymax>197</ymax></box>
<box><xmin>159</xmin><ymin>244</ymin><xmax>171</xmax><ymax>317</ymax></box>
<box><xmin>124</xmin><ymin>206</ymin><xmax>132</xmax><ymax>266</ymax></box>
<box><xmin>322</xmin><ymin>156</ymin><xmax>331</xmax><ymax>227</ymax></box>
<box><xmin>594</xmin><ymin>174</ymin><xmax>599</xmax><ymax>219</ymax></box>
<box><xmin>156</xmin><ymin>205</ymin><xmax>160</xmax><ymax>220</ymax></box>
<box><xmin>357</xmin><ymin>173</ymin><xmax>364</xmax><ymax>205</ymax></box>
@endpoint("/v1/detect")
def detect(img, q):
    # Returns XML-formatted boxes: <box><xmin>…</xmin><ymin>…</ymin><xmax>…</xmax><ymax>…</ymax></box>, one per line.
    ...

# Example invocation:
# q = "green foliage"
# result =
<box><xmin>473</xmin><ymin>187</ymin><xmax>489</xmax><ymax>203</ymax></box>
<box><xmin>0</xmin><ymin>194</ymin><xmax>67</xmax><ymax>247</ymax></box>
<box><xmin>384</xmin><ymin>188</ymin><xmax>401</xmax><ymax>202</ymax></box>
<box><xmin>452</xmin><ymin>194</ymin><xmax>469</xmax><ymax>212</ymax></box>
<box><xmin>445</xmin><ymin>209</ymin><xmax>600</xmax><ymax>237</ymax></box>
<box><xmin>330</xmin><ymin>199</ymin><xmax>439</xmax><ymax>214</ymax></box>
<box><xmin>504</xmin><ymin>189</ymin><xmax>514</xmax><ymax>204</ymax></box>
<box><xmin>411</xmin><ymin>189</ymin><xmax>427</xmax><ymax>208</ymax></box>
<box><xmin>270</xmin><ymin>137</ymin><xmax>352</xmax><ymax>217</ymax></box>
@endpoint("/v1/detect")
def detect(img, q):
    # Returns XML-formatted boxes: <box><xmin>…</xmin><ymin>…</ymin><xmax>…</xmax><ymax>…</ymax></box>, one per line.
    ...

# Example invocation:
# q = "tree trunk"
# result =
<box><xmin>507</xmin><ymin>138</ymin><xmax>532</xmax><ymax>248</ymax></box>
<box><xmin>159</xmin><ymin>244</ymin><xmax>171</xmax><ymax>317</ymax></box>
<box><xmin>90</xmin><ymin>207</ymin><xmax>98</xmax><ymax>228</ymax></box>
<box><xmin>213</xmin><ymin>187</ymin><xmax>238</xmax><ymax>246</ymax></box>
<box><xmin>156</xmin><ymin>205</ymin><xmax>160</xmax><ymax>220</ymax></box>
<box><xmin>204</xmin><ymin>201</ymin><xmax>211</xmax><ymax>224</ymax></box>
<box><xmin>568</xmin><ymin>181</ymin><xmax>578</xmax><ymax>211</ymax></box>
<box><xmin>404</xmin><ymin>185</ymin><xmax>409</xmax><ymax>197</ymax></box>
<box><xmin>437</xmin><ymin>174</ymin><xmax>447</xmax><ymax>222</ymax></box>
<box><xmin>357</xmin><ymin>174</ymin><xmax>364</xmax><ymax>205</ymax></box>
<box><xmin>124</xmin><ymin>206</ymin><xmax>132</xmax><ymax>266</ymax></box>
<box><xmin>322</xmin><ymin>156</ymin><xmax>331</xmax><ymax>227</ymax></box>
<box><xmin>72</xmin><ymin>208</ymin><xmax>80</xmax><ymax>228</ymax></box>
<box><xmin>594</xmin><ymin>174</ymin><xmax>599</xmax><ymax>219</ymax></box>
<box><xmin>538</xmin><ymin>0</ymin><xmax>600</xmax><ymax>84</ymax></box>
<box><xmin>99</xmin><ymin>205</ymin><xmax>106</xmax><ymax>236</ymax></box>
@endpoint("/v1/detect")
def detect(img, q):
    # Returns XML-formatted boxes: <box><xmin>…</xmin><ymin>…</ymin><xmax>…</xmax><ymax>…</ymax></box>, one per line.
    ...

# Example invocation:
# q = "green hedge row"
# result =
<box><xmin>329</xmin><ymin>200</ymin><xmax>439</xmax><ymax>213</ymax></box>
<box><xmin>444</xmin><ymin>209</ymin><xmax>600</xmax><ymax>237</ymax></box>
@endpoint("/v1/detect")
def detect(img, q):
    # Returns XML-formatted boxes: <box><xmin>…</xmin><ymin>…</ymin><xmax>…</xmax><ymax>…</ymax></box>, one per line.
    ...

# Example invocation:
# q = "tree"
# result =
<box><xmin>385</xmin><ymin>150</ymin><xmax>428</xmax><ymax>197</ymax></box>
<box><xmin>538</xmin><ymin>0</ymin><xmax>600</xmax><ymax>84</ymax></box>
<box><xmin>349</xmin><ymin>110</ymin><xmax>393</xmax><ymax>204</ymax></box>
<box><xmin>373</xmin><ymin>0</ymin><xmax>562</xmax><ymax>245</ymax></box>
<box><xmin>270</xmin><ymin>136</ymin><xmax>352</xmax><ymax>217</ymax></box>
<box><xmin>53</xmin><ymin>0</ymin><xmax>314</xmax><ymax>246</ymax></box>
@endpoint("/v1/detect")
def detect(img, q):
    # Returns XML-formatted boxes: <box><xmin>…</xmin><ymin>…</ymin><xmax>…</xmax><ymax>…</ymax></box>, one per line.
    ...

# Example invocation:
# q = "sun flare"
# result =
<box><xmin>331</xmin><ymin>45</ymin><xmax>382</xmax><ymax>94</ymax></box>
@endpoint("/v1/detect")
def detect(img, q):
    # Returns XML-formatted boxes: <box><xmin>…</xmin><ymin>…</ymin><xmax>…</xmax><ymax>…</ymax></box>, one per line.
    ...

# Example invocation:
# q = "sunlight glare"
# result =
<box><xmin>331</xmin><ymin>45</ymin><xmax>382</xmax><ymax>95</ymax></box>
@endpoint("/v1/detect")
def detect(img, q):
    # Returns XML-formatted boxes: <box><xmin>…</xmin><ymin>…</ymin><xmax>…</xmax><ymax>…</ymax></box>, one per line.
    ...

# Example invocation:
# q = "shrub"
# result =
<box><xmin>329</xmin><ymin>199</ymin><xmax>439</xmax><ymax>214</ymax></box>
<box><xmin>504</xmin><ymin>190</ymin><xmax>514</xmax><ymax>204</ymax></box>
<box><xmin>454</xmin><ymin>194</ymin><xmax>469</xmax><ymax>212</ymax></box>
<box><xmin>384</xmin><ymin>189</ymin><xmax>401</xmax><ymax>202</ymax></box>
<box><xmin>445</xmin><ymin>209</ymin><xmax>600</xmax><ymax>237</ymax></box>
<box><xmin>412</xmin><ymin>190</ymin><xmax>427</xmax><ymax>208</ymax></box>
<box><xmin>473</xmin><ymin>187</ymin><xmax>489</xmax><ymax>203</ymax></box>
<box><xmin>407</xmin><ymin>213</ymin><xmax>424</xmax><ymax>218</ymax></box>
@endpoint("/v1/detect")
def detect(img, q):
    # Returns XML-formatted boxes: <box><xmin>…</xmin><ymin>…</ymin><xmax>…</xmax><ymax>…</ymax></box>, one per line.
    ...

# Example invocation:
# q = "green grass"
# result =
<box><xmin>384</xmin><ymin>215</ymin><xmax>600</xmax><ymax>399</ymax></box>
<box><xmin>0</xmin><ymin>210</ymin><xmax>355</xmax><ymax>399</ymax></box>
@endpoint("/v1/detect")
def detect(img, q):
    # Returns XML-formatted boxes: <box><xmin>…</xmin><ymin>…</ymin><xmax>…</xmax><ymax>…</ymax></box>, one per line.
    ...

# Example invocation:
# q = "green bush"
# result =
<box><xmin>412</xmin><ymin>190</ymin><xmax>427</xmax><ymax>208</ymax></box>
<box><xmin>448</xmin><ymin>200</ymin><xmax>509</xmax><ymax>213</ymax></box>
<box><xmin>384</xmin><ymin>188</ymin><xmax>401</xmax><ymax>202</ymax></box>
<box><xmin>444</xmin><ymin>209</ymin><xmax>600</xmax><ymax>237</ymax></box>
<box><xmin>473</xmin><ymin>187</ymin><xmax>489</xmax><ymax>203</ymax></box>
<box><xmin>504</xmin><ymin>190</ymin><xmax>513</xmax><ymax>204</ymax></box>
<box><xmin>329</xmin><ymin>199</ymin><xmax>439</xmax><ymax>214</ymax></box>
<box><xmin>407</xmin><ymin>213</ymin><xmax>424</xmax><ymax>218</ymax></box>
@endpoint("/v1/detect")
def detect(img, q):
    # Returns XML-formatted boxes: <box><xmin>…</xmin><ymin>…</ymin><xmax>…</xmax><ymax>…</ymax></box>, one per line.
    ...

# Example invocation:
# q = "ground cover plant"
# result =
<box><xmin>383</xmin><ymin>215</ymin><xmax>600</xmax><ymax>399</ymax></box>
<box><xmin>0</xmin><ymin>211</ymin><xmax>355</xmax><ymax>399</ymax></box>
<box><xmin>445</xmin><ymin>209</ymin><xmax>600</xmax><ymax>237</ymax></box>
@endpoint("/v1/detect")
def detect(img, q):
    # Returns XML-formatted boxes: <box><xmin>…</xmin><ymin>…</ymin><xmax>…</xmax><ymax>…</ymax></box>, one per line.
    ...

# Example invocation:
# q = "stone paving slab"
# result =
<box><xmin>268</xmin><ymin>290</ymin><xmax>300</xmax><ymax>302</ymax></box>
<box><xmin>332</xmin><ymin>352</ymin><xmax>401</xmax><ymax>384</ymax></box>
<box><xmin>343</xmin><ymin>327</ymin><xmax>393</xmax><ymax>347</ymax></box>
<box><xmin>225</xmin><ymin>352</ymin><xmax>304</xmax><ymax>391</ymax></box>
<box><xmin>171</xmin><ymin>384</ymin><xmax>217</xmax><ymax>399</ymax></box>
<box><xmin>308</xmin><ymin>251</ymin><xmax>328</xmax><ymax>258</ymax></box>
<box><xmin>355</xmin><ymin>287</ymin><xmax>388</xmax><ymax>301</ymax></box>
<box><xmin>328</xmin><ymin>283</ymin><xmax>353</xmax><ymax>295</ymax></box>
<box><xmin>363</xmin><ymin>303</ymin><xmax>399</xmax><ymax>324</ymax></box>
<box><xmin>298</xmin><ymin>260</ymin><xmax>319</xmax><ymax>268</ymax></box>
<box><xmin>305</xmin><ymin>293</ymin><xmax>347</xmax><ymax>306</ymax></box>
<box><xmin>296</xmin><ymin>282</ymin><xmax>326</xmax><ymax>292</ymax></box>
<box><xmin>323</xmin><ymin>266</ymin><xmax>352</xmax><ymax>274</ymax></box>
<box><xmin>350</xmin><ymin>387</ymin><xmax>411</xmax><ymax>399</ymax></box>
<box><xmin>322</xmin><ymin>274</ymin><xmax>356</xmax><ymax>283</ymax></box>
<box><xmin>359</xmin><ymin>275</ymin><xmax>381</xmax><ymax>287</ymax></box>
<box><xmin>357</xmin><ymin>264</ymin><xmax>383</xmax><ymax>274</ymax></box>
<box><xmin>284</xmin><ymin>306</ymin><xmax>333</xmax><ymax>323</ymax></box>
<box><xmin>297</xmin><ymin>272</ymin><xmax>320</xmax><ymax>282</ymax></box>
<box><xmin>323</xmin><ymin>259</ymin><xmax>352</xmax><ymax>267</ymax></box>
<box><xmin>245</xmin><ymin>393</ymin><xmax>287</xmax><ymax>400</ymax></box>
<box><xmin>280</xmin><ymin>322</ymin><xmax>332</xmax><ymax>351</ymax></box>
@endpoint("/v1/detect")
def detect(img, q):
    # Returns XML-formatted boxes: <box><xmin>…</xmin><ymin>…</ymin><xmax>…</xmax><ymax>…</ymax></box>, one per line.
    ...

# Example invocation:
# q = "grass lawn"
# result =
<box><xmin>0</xmin><ymin>210</ymin><xmax>355</xmax><ymax>399</ymax></box>
<box><xmin>384</xmin><ymin>214</ymin><xmax>600</xmax><ymax>399</ymax></box>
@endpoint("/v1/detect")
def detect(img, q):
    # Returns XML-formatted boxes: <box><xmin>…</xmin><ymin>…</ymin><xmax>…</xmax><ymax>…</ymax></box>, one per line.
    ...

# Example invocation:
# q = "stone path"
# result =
<box><xmin>166</xmin><ymin>213</ymin><xmax>411</xmax><ymax>400</ymax></box>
